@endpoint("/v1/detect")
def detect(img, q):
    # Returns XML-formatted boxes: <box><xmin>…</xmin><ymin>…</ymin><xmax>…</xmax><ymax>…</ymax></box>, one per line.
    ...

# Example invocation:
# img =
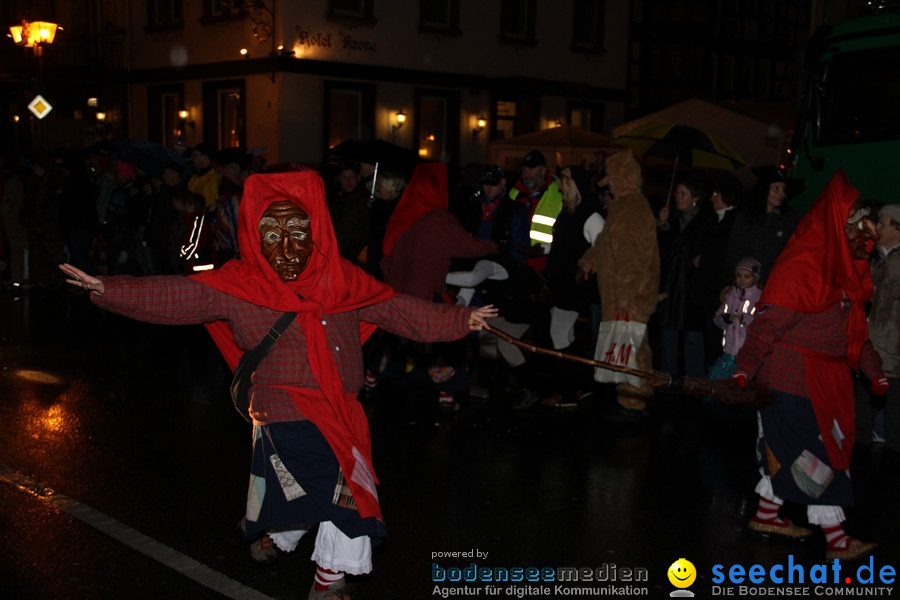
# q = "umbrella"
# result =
<box><xmin>327</xmin><ymin>138</ymin><xmax>363</xmax><ymax>162</ymax></box>
<box><xmin>112</xmin><ymin>138</ymin><xmax>187</xmax><ymax>175</ymax></box>
<box><xmin>328</xmin><ymin>138</ymin><xmax>419</xmax><ymax>179</ymax></box>
<box><xmin>614</xmin><ymin>123</ymin><xmax>746</xmax><ymax>206</ymax></box>
<box><xmin>613</xmin><ymin>123</ymin><xmax>746</xmax><ymax>170</ymax></box>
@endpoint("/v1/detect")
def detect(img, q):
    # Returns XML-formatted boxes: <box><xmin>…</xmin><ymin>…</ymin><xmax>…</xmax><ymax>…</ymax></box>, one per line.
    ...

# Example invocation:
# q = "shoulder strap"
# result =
<box><xmin>239</xmin><ymin>312</ymin><xmax>297</xmax><ymax>366</ymax></box>
<box><xmin>229</xmin><ymin>312</ymin><xmax>297</xmax><ymax>422</ymax></box>
<box><xmin>257</xmin><ymin>311</ymin><xmax>297</xmax><ymax>352</ymax></box>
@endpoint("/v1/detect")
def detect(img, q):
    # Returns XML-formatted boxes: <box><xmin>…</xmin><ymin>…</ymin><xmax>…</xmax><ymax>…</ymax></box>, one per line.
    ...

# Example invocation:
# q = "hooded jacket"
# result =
<box><xmin>580</xmin><ymin>150</ymin><xmax>662</xmax><ymax>323</ymax></box>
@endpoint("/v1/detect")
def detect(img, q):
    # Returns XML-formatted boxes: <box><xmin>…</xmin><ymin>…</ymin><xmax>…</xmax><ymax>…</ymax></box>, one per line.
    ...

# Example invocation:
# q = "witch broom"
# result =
<box><xmin>488</xmin><ymin>327</ymin><xmax>768</xmax><ymax>407</ymax></box>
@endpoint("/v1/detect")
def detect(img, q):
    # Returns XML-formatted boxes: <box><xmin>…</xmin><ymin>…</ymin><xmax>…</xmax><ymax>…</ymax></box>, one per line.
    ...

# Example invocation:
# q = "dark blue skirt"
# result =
<box><xmin>757</xmin><ymin>391</ymin><xmax>853</xmax><ymax>506</ymax></box>
<box><xmin>240</xmin><ymin>420</ymin><xmax>387</xmax><ymax>542</ymax></box>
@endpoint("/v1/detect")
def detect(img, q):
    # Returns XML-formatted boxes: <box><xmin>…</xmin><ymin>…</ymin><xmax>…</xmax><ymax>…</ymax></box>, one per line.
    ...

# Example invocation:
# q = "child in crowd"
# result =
<box><xmin>703</xmin><ymin>256</ymin><xmax>763</xmax><ymax>417</ymax></box>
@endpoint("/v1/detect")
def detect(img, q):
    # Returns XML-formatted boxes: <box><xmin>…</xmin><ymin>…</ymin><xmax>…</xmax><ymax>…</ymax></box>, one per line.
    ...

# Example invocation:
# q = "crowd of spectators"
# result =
<box><xmin>1</xmin><ymin>141</ymin><xmax>895</xmax><ymax>434</ymax></box>
<box><xmin>0</xmin><ymin>140</ymin><xmax>266</xmax><ymax>290</ymax></box>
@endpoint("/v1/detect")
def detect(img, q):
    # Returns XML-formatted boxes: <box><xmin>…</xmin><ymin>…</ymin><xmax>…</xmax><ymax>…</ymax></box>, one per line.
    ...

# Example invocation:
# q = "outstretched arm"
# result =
<box><xmin>60</xmin><ymin>263</ymin><xmax>105</xmax><ymax>295</ymax></box>
<box><xmin>361</xmin><ymin>295</ymin><xmax>497</xmax><ymax>341</ymax></box>
<box><xmin>61</xmin><ymin>262</ymin><xmax>228</xmax><ymax>326</ymax></box>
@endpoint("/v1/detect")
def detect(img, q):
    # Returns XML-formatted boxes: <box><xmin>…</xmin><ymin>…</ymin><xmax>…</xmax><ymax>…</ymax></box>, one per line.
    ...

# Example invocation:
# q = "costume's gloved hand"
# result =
<box><xmin>732</xmin><ymin>372</ymin><xmax>748</xmax><ymax>388</ymax></box>
<box><xmin>871</xmin><ymin>376</ymin><xmax>889</xmax><ymax>395</ymax></box>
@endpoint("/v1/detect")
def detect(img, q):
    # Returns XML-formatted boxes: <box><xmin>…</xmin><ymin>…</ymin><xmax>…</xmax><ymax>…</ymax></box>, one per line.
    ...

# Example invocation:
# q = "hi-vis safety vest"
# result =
<box><xmin>509</xmin><ymin>180</ymin><xmax>563</xmax><ymax>248</ymax></box>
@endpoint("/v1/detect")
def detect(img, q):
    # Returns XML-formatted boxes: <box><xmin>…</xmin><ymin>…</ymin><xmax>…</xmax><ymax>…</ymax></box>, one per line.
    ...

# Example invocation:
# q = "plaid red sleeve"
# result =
<box><xmin>737</xmin><ymin>302</ymin><xmax>855</xmax><ymax>396</ymax></box>
<box><xmin>359</xmin><ymin>294</ymin><xmax>472</xmax><ymax>341</ymax></box>
<box><xmin>92</xmin><ymin>275</ymin><xmax>230</xmax><ymax>324</ymax></box>
<box><xmin>735</xmin><ymin>303</ymin><xmax>801</xmax><ymax>380</ymax></box>
<box><xmin>858</xmin><ymin>340</ymin><xmax>884</xmax><ymax>382</ymax></box>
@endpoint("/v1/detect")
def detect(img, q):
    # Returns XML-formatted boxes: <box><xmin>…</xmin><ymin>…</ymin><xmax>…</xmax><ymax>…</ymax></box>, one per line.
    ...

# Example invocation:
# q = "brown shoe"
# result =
<box><xmin>747</xmin><ymin>517</ymin><xmax>812</xmax><ymax>541</ymax></box>
<box><xmin>308</xmin><ymin>579</ymin><xmax>351</xmax><ymax>600</ymax></box>
<box><xmin>249</xmin><ymin>534</ymin><xmax>277</xmax><ymax>564</ymax></box>
<box><xmin>826</xmin><ymin>538</ymin><xmax>879</xmax><ymax>561</ymax></box>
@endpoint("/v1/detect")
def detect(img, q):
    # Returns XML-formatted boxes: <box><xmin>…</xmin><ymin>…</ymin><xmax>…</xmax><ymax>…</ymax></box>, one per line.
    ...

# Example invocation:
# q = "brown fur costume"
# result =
<box><xmin>579</xmin><ymin>150</ymin><xmax>663</xmax><ymax>409</ymax></box>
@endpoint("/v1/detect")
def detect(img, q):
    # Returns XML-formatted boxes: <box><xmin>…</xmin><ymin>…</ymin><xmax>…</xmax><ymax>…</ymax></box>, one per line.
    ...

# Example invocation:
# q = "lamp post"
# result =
<box><xmin>9</xmin><ymin>19</ymin><xmax>59</xmax><ymax>55</ymax></box>
<box><xmin>9</xmin><ymin>19</ymin><xmax>59</xmax><ymax>87</ymax></box>
<box><xmin>8</xmin><ymin>18</ymin><xmax>61</xmax><ymax>149</ymax></box>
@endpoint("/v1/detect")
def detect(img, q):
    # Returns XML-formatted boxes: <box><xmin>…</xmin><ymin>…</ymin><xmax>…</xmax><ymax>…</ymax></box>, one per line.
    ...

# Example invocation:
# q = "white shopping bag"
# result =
<box><xmin>593</xmin><ymin>315</ymin><xmax>646</xmax><ymax>388</ymax></box>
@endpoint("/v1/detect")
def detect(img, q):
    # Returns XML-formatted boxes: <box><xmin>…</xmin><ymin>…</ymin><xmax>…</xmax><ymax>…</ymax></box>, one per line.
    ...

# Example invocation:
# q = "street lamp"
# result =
<box><xmin>9</xmin><ymin>18</ymin><xmax>61</xmax><ymax>150</ymax></box>
<box><xmin>9</xmin><ymin>19</ymin><xmax>60</xmax><ymax>57</ymax></box>
<box><xmin>8</xmin><ymin>18</ymin><xmax>60</xmax><ymax>88</ymax></box>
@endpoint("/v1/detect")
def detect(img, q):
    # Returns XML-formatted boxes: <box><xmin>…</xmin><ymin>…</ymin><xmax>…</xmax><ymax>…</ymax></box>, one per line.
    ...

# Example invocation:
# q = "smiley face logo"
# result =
<box><xmin>668</xmin><ymin>558</ymin><xmax>696</xmax><ymax>589</ymax></box>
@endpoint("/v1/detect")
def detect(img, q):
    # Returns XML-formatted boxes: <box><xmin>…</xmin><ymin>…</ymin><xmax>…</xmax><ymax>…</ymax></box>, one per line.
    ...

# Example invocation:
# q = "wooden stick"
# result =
<box><xmin>487</xmin><ymin>326</ymin><xmax>767</xmax><ymax>406</ymax></box>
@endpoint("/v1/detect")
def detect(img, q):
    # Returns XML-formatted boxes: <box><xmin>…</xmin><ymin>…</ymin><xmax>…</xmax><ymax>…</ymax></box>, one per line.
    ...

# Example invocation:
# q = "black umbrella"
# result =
<box><xmin>216</xmin><ymin>146</ymin><xmax>251</xmax><ymax>168</ymax></box>
<box><xmin>328</xmin><ymin>139</ymin><xmax>364</xmax><ymax>162</ymax></box>
<box><xmin>113</xmin><ymin>139</ymin><xmax>187</xmax><ymax>175</ymax></box>
<box><xmin>328</xmin><ymin>138</ymin><xmax>419</xmax><ymax>179</ymax></box>
<box><xmin>614</xmin><ymin>123</ymin><xmax>747</xmax><ymax>206</ymax></box>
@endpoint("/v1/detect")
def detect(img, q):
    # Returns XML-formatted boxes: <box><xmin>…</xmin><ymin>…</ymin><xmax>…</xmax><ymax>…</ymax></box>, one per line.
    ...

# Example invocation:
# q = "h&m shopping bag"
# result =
<box><xmin>593</xmin><ymin>315</ymin><xmax>646</xmax><ymax>388</ymax></box>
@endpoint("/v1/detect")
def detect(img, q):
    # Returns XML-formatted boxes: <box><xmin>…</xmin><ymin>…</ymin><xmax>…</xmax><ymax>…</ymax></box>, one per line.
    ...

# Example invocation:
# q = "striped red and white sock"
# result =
<box><xmin>822</xmin><ymin>523</ymin><xmax>850</xmax><ymax>551</ymax></box>
<box><xmin>753</xmin><ymin>497</ymin><xmax>784</xmax><ymax>523</ymax></box>
<box><xmin>314</xmin><ymin>565</ymin><xmax>344</xmax><ymax>591</ymax></box>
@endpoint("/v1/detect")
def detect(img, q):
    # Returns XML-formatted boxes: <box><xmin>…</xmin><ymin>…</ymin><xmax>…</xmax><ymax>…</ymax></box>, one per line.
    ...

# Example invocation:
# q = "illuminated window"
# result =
<box><xmin>416</xmin><ymin>90</ymin><xmax>459</xmax><ymax>162</ymax></box>
<box><xmin>148</xmin><ymin>84</ymin><xmax>184</xmax><ymax>147</ymax></box>
<box><xmin>202</xmin><ymin>80</ymin><xmax>246</xmax><ymax>149</ymax></box>
<box><xmin>495</xmin><ymin>100</ymin><xmax>517</xmax><ymax>140</ymax></box>
<box><xmin>220</xmin><ymin>90</ymin><xmax>243</xmax><ymax>148</ymax></box>
<box><xmin>568</xmin><ymin>102</ymin><xmax>604</xmax><ymax>132</ymax></box>
<box><xmin>325</xmin><ymin>82</ymin><xmax>375</xmax><ymax>150</ymax></box>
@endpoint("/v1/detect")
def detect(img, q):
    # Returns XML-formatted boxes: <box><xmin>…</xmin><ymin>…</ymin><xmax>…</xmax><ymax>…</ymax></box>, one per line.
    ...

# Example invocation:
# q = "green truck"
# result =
<box><xmin>789</xmin><ymin>8</ymin><xmax>900</xmax><ymax>211</ymax></box>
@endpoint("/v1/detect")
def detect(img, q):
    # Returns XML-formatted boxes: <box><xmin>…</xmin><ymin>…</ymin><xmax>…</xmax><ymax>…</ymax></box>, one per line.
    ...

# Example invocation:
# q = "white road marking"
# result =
<box><xmin>0</xmin><ymin>462</ymin><xmax>276</xmax><ymax>600</ymax></box>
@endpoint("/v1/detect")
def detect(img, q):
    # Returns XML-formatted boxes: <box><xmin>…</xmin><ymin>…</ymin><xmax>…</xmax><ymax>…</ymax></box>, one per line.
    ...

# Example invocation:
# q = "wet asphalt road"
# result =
<box><xmin>1</xmin><ymin>287</ymin><xmax>898</xmax><ymax>599</ymax></box>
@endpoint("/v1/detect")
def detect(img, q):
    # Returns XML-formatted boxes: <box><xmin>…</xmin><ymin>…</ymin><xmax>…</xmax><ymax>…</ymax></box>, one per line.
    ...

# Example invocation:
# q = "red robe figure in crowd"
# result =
<box><xmin>378</xmin><ymin>162</ymin><xmax>498</xmax><ymax>411</ymax></box>
<box><xmin>380</xmin><ymin>162</ymin><xmax>498</xmax><ymax>303</ymax></box>
<box><xmin>735</xmin><ymin>169</ymin><xmax>886</xmax><ymax>561</ymax></box>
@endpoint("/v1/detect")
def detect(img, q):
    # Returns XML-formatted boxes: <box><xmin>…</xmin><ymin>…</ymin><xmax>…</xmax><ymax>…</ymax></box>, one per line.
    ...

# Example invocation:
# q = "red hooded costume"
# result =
<box><xmin>741</xmin><ymin>169</ymin><xmax>876</xmax><ymax>471</ymax></box>
<box><xmin>760</xmin><ymin>169</ymin><xmax>873</xmax><ymax>368</ymax></box>
<box><xmin>192</xmin><ymin>169</ymin><xmax>396</xmax><ymax>521</ymax></box>
<box><xmin>380</xmin><ymin>163</ymin><xmax>497</xmax><ymax>301</ymax></box>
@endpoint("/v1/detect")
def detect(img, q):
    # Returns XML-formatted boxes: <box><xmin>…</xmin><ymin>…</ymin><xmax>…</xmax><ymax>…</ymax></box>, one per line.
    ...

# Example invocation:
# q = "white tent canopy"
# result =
<box><xmin>612</xmin><ymin>98</ymin><xmax>789</xmax><ymax>172</ymax></box>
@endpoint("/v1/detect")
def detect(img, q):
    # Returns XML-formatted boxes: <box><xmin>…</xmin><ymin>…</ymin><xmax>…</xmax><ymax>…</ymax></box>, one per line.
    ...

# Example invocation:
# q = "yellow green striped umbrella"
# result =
<box><xmin>613</xmin><ymin>123</ymin><xmax>746</xmax><ymax>170</ymax></box>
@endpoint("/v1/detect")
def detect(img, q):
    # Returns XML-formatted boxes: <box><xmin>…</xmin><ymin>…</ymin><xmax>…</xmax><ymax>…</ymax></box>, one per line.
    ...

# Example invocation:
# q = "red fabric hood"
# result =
<box><xmin>192</xmin><ymin>169</ymin><xmax>394</xmax><ymax>352</ymax></box>
<box><xmin>760</xmin><ymin>168</ymin><xmax>873</xmax><ymax>367</ymax></box>
<box><xmin>381</xmin><ymin>162</ymin><xmax>448</xmax><ymax>256</ymax></box>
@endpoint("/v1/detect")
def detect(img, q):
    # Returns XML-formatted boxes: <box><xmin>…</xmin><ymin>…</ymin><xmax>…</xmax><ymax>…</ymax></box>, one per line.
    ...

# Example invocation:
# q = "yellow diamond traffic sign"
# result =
<box><xmin>28</xmin><ymin>95</ymin><xmax>53</xmax><ymax>120</ymax></box>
